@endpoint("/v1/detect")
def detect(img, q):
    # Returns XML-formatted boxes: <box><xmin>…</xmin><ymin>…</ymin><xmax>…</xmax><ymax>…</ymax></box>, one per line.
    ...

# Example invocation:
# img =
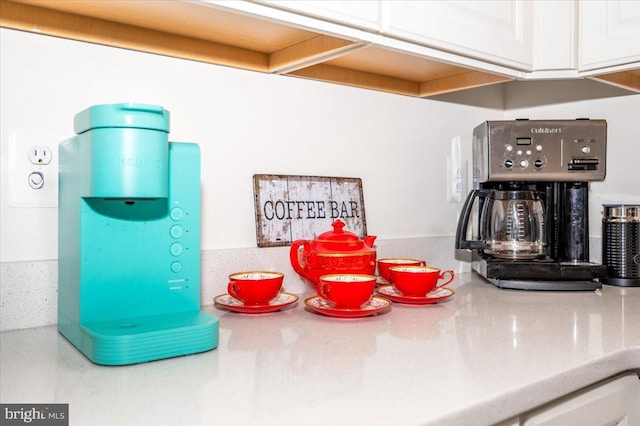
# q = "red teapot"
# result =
<box><xmin>289</xmin><ymin>220</ymin><xmax>377</xmax><ymax>286</ymax></box>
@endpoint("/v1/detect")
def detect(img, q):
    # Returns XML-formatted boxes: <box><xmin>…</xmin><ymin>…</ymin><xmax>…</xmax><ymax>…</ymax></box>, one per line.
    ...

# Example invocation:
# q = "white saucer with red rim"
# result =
<box><xmin>304</xmin><ymin>295</ymin><xmax>391</xmax><ymax>318</ymax></box>
<box><xmin>214</xmin><ymin>292</ymin><xmax>298</xmax><ymax>314</ymax></box>
<box><xmin>376</xmin><ymin>285</ymin><xmax>454</xmax><ymax>305</ymax></box>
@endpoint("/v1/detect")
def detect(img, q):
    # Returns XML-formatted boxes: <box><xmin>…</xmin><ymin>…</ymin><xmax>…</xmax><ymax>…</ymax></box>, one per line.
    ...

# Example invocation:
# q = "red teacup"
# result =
<box><xmin>228</xmin><ymin>271</ymin><xmax>284</xmax><ymax>305</ymax></box>
<box><xmin>318</xmin><ymin>274</ymin><xmax>377</xmax><ymax>309</ymax></box>
<box><xmin>377</xmin><ymin>258</ymin><xmax>426</xmax><ymax>282</ymax></box>
<box><xmin>389</xmin><ymin>266</ymin><xmax>454</xmax><ymax>297</ymax></box>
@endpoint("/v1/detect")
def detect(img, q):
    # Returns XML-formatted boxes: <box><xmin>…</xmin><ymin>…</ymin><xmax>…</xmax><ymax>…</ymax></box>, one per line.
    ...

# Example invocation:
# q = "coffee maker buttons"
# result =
<box><xmin>170</xmin><ymin>225</ymin><xmax>184</xmax><ymax>239</ymax></box>
<box><xmin>536</xmin><ymin>145</ymin><xmax>543</xmax><ymax>152</ymax></box>
<box><xmin>519</xmin><ymin>159</ymin><xmax>529</xmax><ymax>168</ymax></box>
<box><xmin>171</xmin><ymin>261</ymin><xmax>182</xmax><ymax>273</ymax></box>
<box><xmin>534</xmin><ymin>159</ymin><xmax>545</xmax><ymax>169</ymax></box>
<box><xmin>170</xmin><ymin>242</ymin><xmax>184</xmax><ymax>256</ymax></box>
<box><xmin>581</xmin><ymin>145</ymin><xmax>591</xmax><ymax>154</ymax></box>
<box><xmin>170</xmin><ymin>207</ymin><xmax>184</xmax><ymax>221</ymax></box>
<box><xmin>504</xmin><ymin>159</ymin><xmax>514</xmax><ymax>168</ymax></box>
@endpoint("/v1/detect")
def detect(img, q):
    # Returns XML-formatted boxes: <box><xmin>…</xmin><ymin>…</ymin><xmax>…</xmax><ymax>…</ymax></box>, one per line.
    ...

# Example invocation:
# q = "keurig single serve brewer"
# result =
<box><xmin>58</xmin><ymin>103</ymin><xmax>219</xmax><ymax>365</ymax></box>
<box><xmin>456</xmin><ymin>119</ymin><xmax>607</xmax><ymax>290</ymax></box>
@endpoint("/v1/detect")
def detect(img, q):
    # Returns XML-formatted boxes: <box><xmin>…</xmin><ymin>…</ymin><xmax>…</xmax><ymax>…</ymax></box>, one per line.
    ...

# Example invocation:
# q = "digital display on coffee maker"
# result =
<box><xmin>516</xmin><ymin>137</ymin><xmax>532</xmax><ymax>145</ymax></box>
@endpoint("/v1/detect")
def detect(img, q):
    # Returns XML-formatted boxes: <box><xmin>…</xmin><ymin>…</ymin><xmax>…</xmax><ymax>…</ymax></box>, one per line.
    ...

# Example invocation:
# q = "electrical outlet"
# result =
<box><xmin>28</xmin><ymin>146</ymin><xmax>53</xmax><ymax>165</ymax></box>
<box><xmin>7</xmin><ymin>130</ymin><xmax>58</xmax><ymax>208</ymax></box>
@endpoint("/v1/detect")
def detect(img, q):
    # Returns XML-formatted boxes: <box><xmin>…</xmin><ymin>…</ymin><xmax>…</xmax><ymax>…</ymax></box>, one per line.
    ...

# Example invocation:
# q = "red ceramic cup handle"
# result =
<box><xmin>436</xmin><ymin>270</ymin><xmax>455</xmax><ymax>289</ymax></box>
<box><xmin>228</xmin><ymin>282</ymin><xmax>240</xmax><ymax>299</ymax></box>
<box><xmin>319</xmin><ymin>283</ymin><xmax>331</xmax><ymax>300</ymax></box>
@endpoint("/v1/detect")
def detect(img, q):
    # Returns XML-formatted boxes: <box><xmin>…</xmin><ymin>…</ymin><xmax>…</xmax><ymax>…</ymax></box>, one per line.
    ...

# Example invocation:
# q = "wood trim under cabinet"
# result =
<box><xmin>589</xmin><ymin>71</ymin><xmax>640</xmax><ymax>94</ymax></box>
<box><xmin>0</xmin><ymin>0</ymin><xmax>270</xmax><ymax>71</ymax></box>
<box><xmin>269</xmin><ymin>35</ymin><xmax>365</xmax><ymax>74</ymax></box>
<box><xmin>419</xmin><ymin>71</ymin><xmax>511</xmax><ymax>97</ymax></box>
<box><xmin>0</xmin><ymin>0</ymin><xmax>515</xmax><ymax>98</ymax></box>
<box><xmin>287</xmin><ymin>63</ymin><xmax>422</xmax><ymax>97</ymax></box>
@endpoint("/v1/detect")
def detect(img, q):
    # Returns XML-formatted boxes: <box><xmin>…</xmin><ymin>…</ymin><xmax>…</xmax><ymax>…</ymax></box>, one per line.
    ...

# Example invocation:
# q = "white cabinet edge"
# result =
<box><xmin>197</xmin><ymin>0</ymin><xmax>377</xmax><ymax>43</ymax></box>
<box><xmin>379</xmin><ymin>0</ymin><xmax>534</xmax><ymax>71</ymax></box>
<box><xmin>198</xmin><ymin>0</ymin><xmax>525</xmax><ymax>78</ymax></box>
<box><xmin>197</xmin><ymin>1</ymin><xmax>634</xmax><ymax>84</ymax></box>
<box><xmin>249</xmin><ymin>0</ymin><xmax>380</xmax><ymax>31</ymax></box>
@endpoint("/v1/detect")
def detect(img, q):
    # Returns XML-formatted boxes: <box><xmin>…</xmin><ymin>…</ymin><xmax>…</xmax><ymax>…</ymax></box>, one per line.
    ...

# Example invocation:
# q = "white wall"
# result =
<box><xmin>0</xmin><ymin>28</ymin><xmax>500</xmax><ymax>263</ymax></box>
<box><xmin>2</xmin><ymin>28</ymin><xmax>640</xmax><ymax>332</ymax></box>
<box><xmin>1</xmin><ymin>29</ymin><xmax>639</xmax><ymax>265</ymax></box>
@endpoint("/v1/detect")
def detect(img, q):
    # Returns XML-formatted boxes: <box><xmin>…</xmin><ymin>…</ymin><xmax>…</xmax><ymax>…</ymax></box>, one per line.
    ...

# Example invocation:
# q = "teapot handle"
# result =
<box><xmin>290</xmin><ymin>240</ymin><xmax>311</xmax><ymax>278</ymax></box>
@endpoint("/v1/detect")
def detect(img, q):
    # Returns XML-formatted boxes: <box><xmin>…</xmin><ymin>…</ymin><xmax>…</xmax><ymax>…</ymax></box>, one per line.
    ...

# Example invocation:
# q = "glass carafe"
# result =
<box><xmin>482</xmin><ymin>190</ymin><xmax>545</xmax><ymax>259</ymax></box>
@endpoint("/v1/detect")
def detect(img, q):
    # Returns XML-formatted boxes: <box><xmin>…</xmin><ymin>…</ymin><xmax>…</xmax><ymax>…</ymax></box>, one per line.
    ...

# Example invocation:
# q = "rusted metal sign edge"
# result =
<box><xmin>253</xmin><ymin>174</ymin><xmax>367</xmax><ymax>247</ymax></box>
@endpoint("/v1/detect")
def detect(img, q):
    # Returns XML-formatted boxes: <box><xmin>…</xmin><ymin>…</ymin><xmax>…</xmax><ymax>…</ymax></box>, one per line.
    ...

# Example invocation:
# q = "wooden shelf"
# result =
<box><xmin>1</xmin><ymin>0</ymin><xmax>637</xmax><ymax>97</ymax></box>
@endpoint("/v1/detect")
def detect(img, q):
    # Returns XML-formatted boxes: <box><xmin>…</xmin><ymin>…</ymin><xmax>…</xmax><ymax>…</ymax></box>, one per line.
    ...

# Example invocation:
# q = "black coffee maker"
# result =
<box><xmin>456</xmin><ymin>119</ymin><xmax>608</xmax><ymax>290</ymax></box>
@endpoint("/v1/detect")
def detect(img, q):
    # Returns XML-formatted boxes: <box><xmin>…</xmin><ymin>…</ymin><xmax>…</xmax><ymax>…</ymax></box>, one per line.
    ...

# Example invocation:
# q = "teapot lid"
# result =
<box><xmin>317</xmin><ymin>220</ymin><xmax>361</xmax><ymax>243</ymax></box>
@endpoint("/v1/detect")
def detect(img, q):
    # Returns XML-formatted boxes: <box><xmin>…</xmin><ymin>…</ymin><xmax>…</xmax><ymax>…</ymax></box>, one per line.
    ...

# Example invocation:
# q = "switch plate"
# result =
<box><xmin>8</xmin><ymin>130</ymin><xmax>58</xmax><ymax>208</ymax></box>
<box><xmin>447</xmin><ymin>136</ymin><xmax>467</xmax><ymax>203</ymax></box>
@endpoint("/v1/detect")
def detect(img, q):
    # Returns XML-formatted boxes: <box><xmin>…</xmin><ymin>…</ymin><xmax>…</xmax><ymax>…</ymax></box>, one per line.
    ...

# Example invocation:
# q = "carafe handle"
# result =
<box><xmin>455</xmin><ymin>189</ymin><xmax>491</xmax><ymax>250</ymax></box>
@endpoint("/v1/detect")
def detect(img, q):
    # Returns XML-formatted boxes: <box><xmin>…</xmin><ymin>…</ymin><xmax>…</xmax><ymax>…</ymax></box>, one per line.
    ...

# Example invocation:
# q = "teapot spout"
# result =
<box><xmin>364</xmin><ymin>235</ymin><xmax>377</xmax><ymax>248</ymax></box>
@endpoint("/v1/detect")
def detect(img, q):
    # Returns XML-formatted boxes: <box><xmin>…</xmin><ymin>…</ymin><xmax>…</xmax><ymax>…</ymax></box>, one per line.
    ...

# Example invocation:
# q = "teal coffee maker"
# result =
<box><xmin>58</xmin><ymin>103</ymin><xmax>219</xmax><ymax>365</ymax></box>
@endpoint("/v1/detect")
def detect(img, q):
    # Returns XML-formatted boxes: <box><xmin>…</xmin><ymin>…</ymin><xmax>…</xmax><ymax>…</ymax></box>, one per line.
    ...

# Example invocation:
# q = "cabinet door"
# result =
<box><xmin>580</xmin><ymin>0</ymin><xmax>640</xmax><ymax>71</ymax></box>
<box><xmin>522</xmin><ymin>373</ymin><xmax>640</xmax><ymax>426</ymax></box>
<box><xmin>380</xmin><ymin>0</ymin><xmax>534</xmax><ymax>70</ymax></box>
<box><xmin>532</xmin><ymin>0</ymin><xmax>575</xmax><ymax>71</ymax></box>
<box><xmin>252</xmin><ymin>1</ymin><xmax>379</xmax><ymax>30</ymax></box>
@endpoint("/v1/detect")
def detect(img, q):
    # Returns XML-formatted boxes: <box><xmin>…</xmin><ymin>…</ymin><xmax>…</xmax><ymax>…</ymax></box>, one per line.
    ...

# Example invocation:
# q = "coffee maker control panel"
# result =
<box><xmin>473</xmin><ymin>119</ymin><xmax>607</xmax><ymax>183</ymax></box>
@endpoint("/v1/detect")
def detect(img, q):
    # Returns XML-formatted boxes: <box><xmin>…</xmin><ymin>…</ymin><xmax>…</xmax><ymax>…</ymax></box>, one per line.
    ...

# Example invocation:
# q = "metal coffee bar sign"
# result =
<box><xmin>253</xmin><ymin>174</ymin><xmax>367</xmax><ymax>247</ymax></box>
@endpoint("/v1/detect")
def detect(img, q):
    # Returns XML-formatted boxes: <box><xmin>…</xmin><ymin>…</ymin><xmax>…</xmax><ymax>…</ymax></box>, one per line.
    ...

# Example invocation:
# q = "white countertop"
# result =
<box><xmin>1</xmin><ymin>273</ymin><xmax>639</xmax><ymax>426</ymax></box>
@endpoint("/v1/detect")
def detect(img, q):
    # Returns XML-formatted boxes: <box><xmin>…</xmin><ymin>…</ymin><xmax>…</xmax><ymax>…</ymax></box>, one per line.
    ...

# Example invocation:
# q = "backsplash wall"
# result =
<box><xmin>1</xmin><ymin>28</ymin><xmax>639</xmax><ymax>331</ymax></box>
<box><xmin>1</xmin><ymin>28</ymin><xmax>498</xmax><ymax>263</ymax></box>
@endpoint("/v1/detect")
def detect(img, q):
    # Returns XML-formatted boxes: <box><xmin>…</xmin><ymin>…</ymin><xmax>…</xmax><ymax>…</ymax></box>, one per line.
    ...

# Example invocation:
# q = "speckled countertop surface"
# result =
<box><xmin>1</xmin><ymin>273</ymin><xmax>639</xmax><ymax>426</ymax></box>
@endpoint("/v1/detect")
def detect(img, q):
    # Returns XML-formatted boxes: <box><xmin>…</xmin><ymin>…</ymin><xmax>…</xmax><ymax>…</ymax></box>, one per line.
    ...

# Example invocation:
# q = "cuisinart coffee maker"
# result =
<box><xmin>456</xmin><ymin>119</ymin><xmax>607</xmax><ymax>290</ymax></box>
<box><xmin>58</xmin><ymin>103</ymin><xmax>219</xmax><ymax>365</ymax></box>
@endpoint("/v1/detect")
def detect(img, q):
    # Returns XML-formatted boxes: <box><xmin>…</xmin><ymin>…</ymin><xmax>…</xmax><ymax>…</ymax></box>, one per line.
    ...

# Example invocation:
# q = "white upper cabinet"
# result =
<box><xmin>579</xmin><ymin>0</ymin><xmax>640</xmax><ymax>71</ymax></box>
<box><xmin>379</xmin><ymin>0</ymin><xmax>534</xmax><ymax>71</ymax></box>
<box><xmin>531</xmin><ymin>0</ymin><xmax>575</xmax><ymax>72</ymax></box>
<box><xmin>251</xmin><ymin>1</ymin><xmax>380</xmax><ymax>31</ymax></box>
